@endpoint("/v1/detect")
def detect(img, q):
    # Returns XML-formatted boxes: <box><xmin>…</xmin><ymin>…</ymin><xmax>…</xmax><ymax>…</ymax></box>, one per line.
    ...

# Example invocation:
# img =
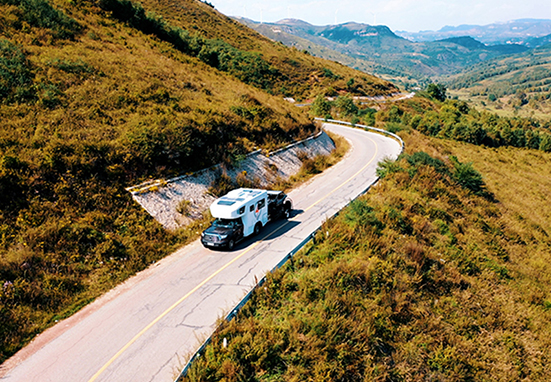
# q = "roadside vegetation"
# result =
<box><xmin>310</xmin><ymin>84</ymin><xmax>551</xmax><ymax>154</ymax></box>
<box><xmin>0</xmin><ymin>0</ymin><xmax>389</xmax><ymax>363</ymax></box>
<box><xmin>182</xmin><ymin>129</ymin><xmax>551</xmax><ymax>381</ymax></box>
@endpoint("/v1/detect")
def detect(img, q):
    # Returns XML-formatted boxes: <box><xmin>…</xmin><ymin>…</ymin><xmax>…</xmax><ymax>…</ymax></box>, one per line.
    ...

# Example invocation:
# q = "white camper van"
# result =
<box><xmin>201</xmin><ymin>188</ymin><xmax>292</xmax><ymax>250</ymax></box>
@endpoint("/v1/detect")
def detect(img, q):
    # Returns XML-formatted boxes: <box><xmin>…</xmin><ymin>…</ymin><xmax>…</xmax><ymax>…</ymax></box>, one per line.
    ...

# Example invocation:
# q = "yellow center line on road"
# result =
<box><xmin>88</xmin><ymin>129</ymin><xmax>378</xmax><ymax>382</ymax></box>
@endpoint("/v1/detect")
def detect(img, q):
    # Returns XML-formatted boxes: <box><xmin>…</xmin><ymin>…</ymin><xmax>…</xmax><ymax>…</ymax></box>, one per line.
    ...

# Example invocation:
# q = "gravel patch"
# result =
<box><xmin>127</xmin><ymin>131</ymin><xmax>336</xmax><ymax>230</ymax></box>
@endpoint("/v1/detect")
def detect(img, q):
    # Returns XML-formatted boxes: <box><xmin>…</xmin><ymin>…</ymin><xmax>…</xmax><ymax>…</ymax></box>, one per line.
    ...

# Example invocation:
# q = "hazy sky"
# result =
<box><xmin>208</xmin><ymin>0</ymin><xmax>551</xmax><ymax>32</ymax></box>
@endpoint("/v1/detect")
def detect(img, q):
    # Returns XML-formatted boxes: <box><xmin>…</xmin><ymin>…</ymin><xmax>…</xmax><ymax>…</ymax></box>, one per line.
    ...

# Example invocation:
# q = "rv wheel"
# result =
<box><xmin>254</xmin><ymin>222</ymin><xmax>262</xmax><ymax>236</ymax></box>
<box><xmin>227</xmin><ymin>239</ymin><xmax>235</xmax><ymax>251</ymax></box>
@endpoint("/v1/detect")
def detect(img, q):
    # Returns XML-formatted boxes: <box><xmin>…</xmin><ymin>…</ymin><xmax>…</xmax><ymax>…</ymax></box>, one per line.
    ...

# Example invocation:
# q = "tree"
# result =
<box><xmin>540</xmin><ymin>134</ymin><xmax>551</xmax><ymax>152</ymax></box>
<box><xmin>334</xmin><ymin>95</ymin><xmax>358</xmax><ymax>117</ymax></box>
<box><xmin>310</xmin><ymin>95</ymin><xmax>332</xmax><ymax>117</ymax></box>
<box><xmin>426</xmin><ymin>83</ymin><xmax>447</xmax><ymax>102</ymax></box>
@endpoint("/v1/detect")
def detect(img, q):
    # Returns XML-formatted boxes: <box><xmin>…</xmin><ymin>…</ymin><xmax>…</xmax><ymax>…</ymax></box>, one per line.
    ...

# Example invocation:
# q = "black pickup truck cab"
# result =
<box><xmin>267</xmin><ymin>191</ymin><xmax>293</xmax><ymax>220</ymax></box>
<box><xmin>201</xmin><ymin>191</ymin><xmax>292</xmax><ymax>250</ymax></box>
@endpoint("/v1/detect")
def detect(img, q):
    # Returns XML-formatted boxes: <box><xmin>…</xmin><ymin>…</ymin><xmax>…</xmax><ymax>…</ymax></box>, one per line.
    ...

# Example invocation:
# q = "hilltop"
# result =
<box><xmin>0</xmin><ymin>0</ymin><xmax>397</xmax><ymax>362</ymax></box>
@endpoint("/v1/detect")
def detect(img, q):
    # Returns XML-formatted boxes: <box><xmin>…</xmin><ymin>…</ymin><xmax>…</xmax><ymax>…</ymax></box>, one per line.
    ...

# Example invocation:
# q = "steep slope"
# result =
<box><xmin>116</xmin><ymin>0</ymin><xmax>397</xmax><ymax>99</ymax></box>
<box><xmin>0</xmin><ymin>0</ymin><xmax>396</xmax><ymax>363</ymax></box>
<box><xmin>182</xmin><ymin>131</ymin><xmax>551</xmax><ymax>382</ymax></box>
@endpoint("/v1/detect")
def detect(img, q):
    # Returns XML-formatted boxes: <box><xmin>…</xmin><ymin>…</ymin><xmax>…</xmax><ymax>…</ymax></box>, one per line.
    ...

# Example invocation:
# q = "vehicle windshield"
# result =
<box><xmin>268</xmin><ymin>192</ymin><xmax>281</xmax><ymax>201</ymax></box>
<box><xmin>212</xmin><ymin>218</ymin><xmax>238</xmax><ymax>228</ymax></box>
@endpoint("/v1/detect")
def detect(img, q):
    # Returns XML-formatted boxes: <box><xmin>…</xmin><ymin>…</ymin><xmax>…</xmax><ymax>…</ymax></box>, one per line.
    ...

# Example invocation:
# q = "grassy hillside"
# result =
<box><xmin>0</xmin><ymin>0</ymin><xmax>397</xmax><ymax>362</ymax></box>
<box><xmin>444</xmin><ymin>45</ymin><xmax>551</xmax><ymax>118</ymax></box>
<box><xmin>182</xmin><ymin>129</ymin><xmax>551</xmax><ymax>381</ymax></box>
<box><xmin>117</xmin><ymin>0</ymin><xmax>397</xmax><ymax>100</ymax></box>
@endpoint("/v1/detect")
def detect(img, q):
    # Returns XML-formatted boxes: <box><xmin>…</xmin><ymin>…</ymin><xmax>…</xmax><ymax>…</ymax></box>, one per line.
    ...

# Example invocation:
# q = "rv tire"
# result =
<box><xmin>254</xmin><ymin>222</ymin><xmax>262</xmax><ymax>236</ymax></box>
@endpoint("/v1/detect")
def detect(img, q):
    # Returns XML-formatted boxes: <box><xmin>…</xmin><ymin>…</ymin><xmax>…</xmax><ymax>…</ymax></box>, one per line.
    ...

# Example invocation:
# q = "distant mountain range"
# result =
<box><xmin>237</xmin><ymin>18</ymin><xmax>549</xmax><ymax>87</ymax></box>
<box><xmin>397</xmin><ymin>19</ymin><xmax>551</xmax><ymax>46</ymax></box>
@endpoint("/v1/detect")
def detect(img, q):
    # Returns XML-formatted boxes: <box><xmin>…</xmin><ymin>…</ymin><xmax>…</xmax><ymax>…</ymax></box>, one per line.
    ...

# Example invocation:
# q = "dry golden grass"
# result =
<box><xmin>182</xmin><ymin>130</ymin><xmax>551</xmax><ymax>381</ymax></box>
<box><xmin>405</xmin><ymin>131</ymin><xmax>551</xmax><ymax>324</ymax></box>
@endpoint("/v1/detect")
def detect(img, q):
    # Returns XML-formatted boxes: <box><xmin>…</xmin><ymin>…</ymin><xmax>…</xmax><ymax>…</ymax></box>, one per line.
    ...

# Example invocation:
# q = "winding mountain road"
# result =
<box><xmin>0</xmin><ymin>123</ymin><xmax>402</xmax><ymax>382</ymax></box>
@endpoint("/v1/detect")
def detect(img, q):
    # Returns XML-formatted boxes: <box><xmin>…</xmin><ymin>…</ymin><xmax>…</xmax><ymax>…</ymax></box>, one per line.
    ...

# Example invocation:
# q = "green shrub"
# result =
<box><xmin>334</xmin><ymin>95</ymin><xmax>358</xmax><ymax>116</ymax></box>
<box><xmin>344</xmin><ymin>199</ymin><xmax>384</xmax><ymax>232</ymax></box>
<box><xmin>0</xmin><ymin>39</ymin><xmax>34</xmax><ymax>103</ymax></box>
<box><xmin>405</xmin><ymin>151</ymin><xmax>448</xmax><ymax>175</ymax></box>
<box><xmin>310</xmin><ymin>95</ymin><xmax>331</xmax><ymax>117</ymax></box>
<box><xmin>450</xmin><ymin>156</ymin><xmax>486</xmax><ymax>195</ymax></box>
<box><xmin>1</xmin><ymin>0</ymin><xmax>81</xmax><ymax>39</ymax></box>
<box><xmin>540</xmin><ymin>134</ymin><xmax>551</xmax><ymax>152</ymax></box>
<box><xmin>376</xmin><ymin>157</ymin><xmax>402</xmax><ymax>179</ymax></box>
<box><xmin>426</xmin><ymin>83</ymin><xmax>447</xmax><ymax>102</ymax></box>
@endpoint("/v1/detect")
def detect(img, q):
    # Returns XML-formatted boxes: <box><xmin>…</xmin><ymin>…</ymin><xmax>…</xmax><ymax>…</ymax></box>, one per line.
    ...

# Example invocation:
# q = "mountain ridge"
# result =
<box><xmin>238</xmin><ymin>18</ymin><xmax>533</xmax><ymax>86</ymax></box>
<box><xmin>397</xmin><ymin>18</ymin><xmax>551</xmax><ymax>45</ymax></box>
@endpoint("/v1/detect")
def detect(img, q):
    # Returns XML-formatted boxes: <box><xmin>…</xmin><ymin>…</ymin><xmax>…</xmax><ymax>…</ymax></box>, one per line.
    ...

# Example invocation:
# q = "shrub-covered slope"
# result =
<box><xmin>183</xmin><ymin>131</ymin><xmax>551</xmax><ymax>381</ymax></box>
<box><xmin>107</xmin><ymin>0</ymin><xmax>398</xmax><ymax>100</ymax></box>
<box><xmin>443</xmin><ymin>44</ymin><xmax>551</xmax><ymax>118</ymax></box>
<box><xmin>0</xmin><ymin>0</ymin><xmax>396</xmax><ymax>362</ymax></box>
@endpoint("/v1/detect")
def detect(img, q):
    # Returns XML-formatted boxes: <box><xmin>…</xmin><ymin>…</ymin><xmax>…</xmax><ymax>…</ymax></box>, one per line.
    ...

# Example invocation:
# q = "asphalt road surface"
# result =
<box><xmin>0</xmin><ymin>123</ymin><xmax>402</xmax><ymax>382</ymax></box>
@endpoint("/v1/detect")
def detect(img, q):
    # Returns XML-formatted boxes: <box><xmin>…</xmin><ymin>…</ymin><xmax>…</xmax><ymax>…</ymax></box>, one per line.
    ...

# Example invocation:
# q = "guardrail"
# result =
<box><xmin>315</xmin><ymin>117</ymin><xmax>405</xmax><ymax>153</ymax></box>
<box><xmin>126</xmin><ymin>129</ymin><xmax>325</xmax><ymax>196</ymax></box>
<box><xmin>174</xmin><ymin>120</ymin><xmax>404</xmax><ymax>381</ymax></box>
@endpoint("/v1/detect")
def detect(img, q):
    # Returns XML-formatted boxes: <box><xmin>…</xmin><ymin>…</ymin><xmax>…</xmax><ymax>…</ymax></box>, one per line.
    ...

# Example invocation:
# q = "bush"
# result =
<box><xmin>376</xmin><ymin>157</ymin><xmax>402</xmax><ymax>179</ymax></box>
<box><xmin>405</xmin><ymin>151</ymin><xmax>448</xmax><ymax>175</ymax></box>
<box><xmin>426</xmin><ymin>83</ymin><xmax>447</xmax><ymax>102</ymax></box>
<box><xmin>176</xmin><ymin>199</ymin><xmax>192</xmax><ymax>216</ymax></box>
<box><xmin>540</xmin><ymin>134</ymin><xmax>551</xmax><ymax>152</ymax></box>
<box><xmin>334</xmin><ymin>95</ymin><xmax>358</xmax><ymax>116</ymax></box>
<box><xmin>450</xmin><ymin>156</ymin><xmax>486</xmax><ymax>195</ymax></box>
<box><xmin>208</xmin><ymin>172</ymin><xmax>235</xmax><ymax>197</ymax></box>
<box><xmin>310</xmin><ymin>95</ymin><xmax>331</xmax><ymax>117</ymax></box>
<box><xmin>1</xmin><ymin>0</ymin><xmax>81</xmax><ymax>39</ymax></box>
<box><xmin>0</xmin><ymin>39</ymin><xmax>34</xmax><ymax>103</ymax></box>
<box><xmin>344</xmin><ymin>199</ymin><xmax>383</xmax><ymax>232</ymax></box>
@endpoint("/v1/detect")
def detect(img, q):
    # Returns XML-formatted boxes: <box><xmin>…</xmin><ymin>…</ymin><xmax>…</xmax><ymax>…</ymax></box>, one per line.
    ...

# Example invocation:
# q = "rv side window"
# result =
<box><xmin>257</xmin><ymin>199</ymin><xmax>265</xmax><ymax>209</ymax></box>
<box><xmin>249</xmin><ymin>205</ymin><xmax>254</xmax><ymax>212</ymax></box>
<box><xmin>238</xmin><ymin>206</ymin><xmax>245</xmax><ymax>215</ymax></box>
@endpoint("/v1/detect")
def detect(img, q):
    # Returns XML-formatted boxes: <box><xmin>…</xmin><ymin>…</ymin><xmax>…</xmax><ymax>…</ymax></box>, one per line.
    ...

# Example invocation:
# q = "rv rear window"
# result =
<box><xmin>249</xmin><ymin>205</ymin><xmax>254</xmax><ymax>212</ymax></box>
<box><xmin>218</xmin><ymin>200</ymin><xmax>235</xmax><ymax>206</ymax></box>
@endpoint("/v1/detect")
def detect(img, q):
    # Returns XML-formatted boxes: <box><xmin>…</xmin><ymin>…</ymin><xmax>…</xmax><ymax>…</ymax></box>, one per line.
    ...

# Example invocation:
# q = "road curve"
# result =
<box><xmin>0</xmin><ymin>123</ymin><xmax>402</xmax><ymax>382</ymax></box>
